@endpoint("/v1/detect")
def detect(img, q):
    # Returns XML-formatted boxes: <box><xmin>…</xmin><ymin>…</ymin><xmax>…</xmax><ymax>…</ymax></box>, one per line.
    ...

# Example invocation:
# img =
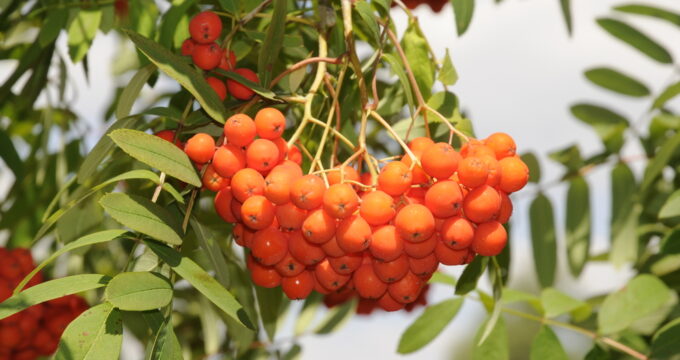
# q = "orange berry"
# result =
<box><xmin>457</xmin><ymin>156</ymin><xmax>488</xmax><ymax>188</ymax></box>
<box><xmin>301</xmin><ymin>209</ymin><xmax>336</xmax><ymax>244</ymax></box>
<box><xmin>214</xmin><ymin>188</ymin><xmax>237</xmax><ymax>223</ymax></box>
<box><xmin>312</xmin><ymin>272</ymin><xmax>332</xmax><ymax>295</ymax></box>
<box><xmin>360</xmin><ymin>172</ymin><xmax>374</xmax><ymax>190</ymax></box>
<box><xmin>288</xmin><ymin>144</ymin><xmax>302</xmax><ymax>165</ymax></box>
<box><xmin>498</xmin><ymin>156</ymin><xmax>529</xmax><ymax>193</ymax></box>
<box><xmin>421</xmin><ymin>142</ymin><xmax>461</xmax><ymax>179</ymax></box>
<box><xmin>276</xmin><ymin>202</ymin><xmax>307</xmax><ymax>231</ymax></box>
<box><xmin>370</xmin><ymin>225</ymin><xmax>404</xmax><ymax>262</ymax></box>
<box><xmin>378</xmin><ymin>161</ymin><xmax>413</xmax><ymax>196</ymax></box>
<box><xmin>336</xmin><ymin>214</ymin><xmax>372</xmax><ymax>253</ymax></box>
<box><xmin>206</xmin><ymin>76</ymin><xmax>227</xmax><ymax>100</ymax></box>
<box><xmin>463</xmin><ymin>185</ymin><xmax>501</xmax><ymax>223</ymax></box>
<box><xmin>440</xmin><ymin>216</ymin><xmax>475</xmax><ymax>250</ymax></box>
<box><xmin>0</xmin><ymin>323</ymin><xmax>21</xmax><ymax>348</ymax></box>
<box><xmin>246</xmin><ymin>138</ymin><xmax>279</xmax><ymax>172</ymax></box>
<box><xmin>192</xmin><ymin>42</ymin><xmax>222</xmax><ymax>70</ymax></box>
<box><xmin>202</xmin><ymin>164</ymin><xmax>229</xmax><ymax>192</ymax></box>
<box><xmin>409</xmin><ymin>253</ymin><xmax>438</xmax><ymax>277</ymax></box>
<box><xmin>353</xmin><ymin>264</ymin><xmax>388</xmax><ymax>299</ymax></box>
<box><xmin>224</xmin><ymin>113</ymin><xmax>256</xmax><ymax>147</ymax></box>
<box><xmin>360</xmin><ymin>190</ymin><xmax>396</xmax><ymax>226</ymax></box>
<box><xmin>218</xmin><ymin>49</ymin><xmax>237</xmax><ymax>71</ymax></box>
<box><xmin>314</xmin><ymin>259</ymin><xmax>350</xmax><ymax>291</ymax></box>
<box><xmin>403</xmin><ymin>233</ymin><xmax>438</xmax><ymax>259</ymax></box>
<box><xmin>394</xmin><ymin>204</ymin><xmax>435</xmax><ymax>243</ymax></box>
<box><xmin>251</xmin><ymin>227</ymin><xmax>288</xmax><ymax>265</ymax></box>
<box><xmin>472</xmin><ymin>221</ymin><xmax>507</xmax><ymax>256</ymax></box>
<box><xmin>480</xmin><ymin>155</ymin><xmax>500</xmax><ymax>187</ymax></box>
<box><xmin>401</xmin><ymin>154</ymin><xmax>429</xmax><ymax>186</ymax></box>
<box><xmin>323</xmin><ymin>184</ymin><xmax>359</xmax><ymax>219</ymax></box>
<box><xmin>212</xmin><ymin>144</ymin><xmax>245</xmax><ymax>178</ymax></box>
<box><xmin>184</xmin><ymin>133</ymin><xmax>215</xmax><ymax>164</ymax></box>
<box><xmin>282</xmin><ymin>270</ymin><xmax>314</xmax><ymax>300</ymax></box>
<box><xmin>373</xmin><ymin>254</ymin><xmax>409</xmax><ymax>283</ymax></box>
<box><xmin>328</xmin><ymin>253</ymin><xmax>363</xmax><ymax>275</ymax></box>
<box><xmin>232</xmin><ymin>223</ymin><xmax>247</xmax><ymax>247</ymax></box>
<box><xmin>403</xmin><ymin>187</ymin><xmax>426</xmax><ymax>206</ymax></box>
<box><xmin>230</xmin><ymin>197</ymin><xmax>242</xmax><ymax>222</ymax></box>
<box><xmin>272</xmin><ymin>137</ymin><xmax>289</xmax><ymax>163</ymax></box>
<box><xmin>181</xmin><ymin>38</ymin><xmax>196</xmax><ymax>56</ymax></box>
<box><xmin>377</xmin><ymin>292</ymin><xmax>404</xmax><ymax>311</ymax></box>
<box><xmin>227</xmin><ymin>68</ymin><xmax>259</xmax><ymax>101</ymax></box>
<box><xmin>326</xmin><ymin>165</ymin><xmax>360</xmax><ymax>186</ymax></box>
<box><xmin>387</xmin><ymin>271</ymin><xmax>424</xmax><ymax>304</ymax></box>
<box><xmin>321</xmin><ymin>237</ymin><xmax>345</xmax><ymax>258</ymax></box>
<box><xmin>466</xmin><ymin>144</ymin><xmax>496</xmax><ymax>158</ymax></box>
<box><xmin>230</xmin><ymin>168</ymin><xmax>265</xmax><ymax>202</ymax></box>
<box><xmin>241</xmin><ymin>195</ymin><xmax>275</xmax><ymax>230</ymax></box>
<box><xmin>485</xmin><ymin>132</ymin><xmax>516</xmax><ymax>159</ymax></box>
<box><xmin>496</xmin><ymin>192</ymin><xmax>513</xmax><ymax>224</ymax></box>
<box><xmin>424</xmin><ymin>180</ymin><xmax>463</xmax><ymax>218</ymax></box>
<box><xmin>274</xmin><ymin>253</ymin><xmax>305</xmax><ymax>277</ymax></box>
<box><xmin>254</xmin><ymin>107</ymin><xmax>286</xmax><ymax>139</ymax></box>
<box><xmin>434</xmin><ymin>241</ymin><xmax>472</xmax><ymax>265</ymax></box>
<box><xmin>248</xmin><ymin>255</ymin><xmax>281</xmax><ymax>288</ymax></box>
<box><xmin>264</xmin><ymin>168</ymin><xmax>294</xmax><ymax>205</ymax></box>
<box><xmin>408</xmin><ymin>137</ymin><xmax>435</xmax><ymax>153</ymax></box>
<box><xmin>290</xmin><ymin>175</ymin><xmax>326</xmax><ymax>210</ymax></box>
<box><xmin>189</xmin><ymin>11</ymin><xmax>222</xmax><ymax>44</ymax></box>
<box><xmin>288</xmin><ymin>231</ymin><xmax>325</xmax><ymax>265</ymax></box>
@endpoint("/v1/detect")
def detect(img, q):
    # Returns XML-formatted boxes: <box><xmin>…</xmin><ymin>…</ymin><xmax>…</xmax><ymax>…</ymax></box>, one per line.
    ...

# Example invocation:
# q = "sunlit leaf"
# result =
<box><xmin>258</xmin><ymin>0</ymin><xmax>287</xmax><ymax>86</ymax></box>
<box><xmin>584</xmin><ymin>67</ymin><xmax>650</xmax><ymax>97</ymax></box>
<box><xmin>610</xmin><ymin>163</ymin><xmax>639</xmax><ymax>266</ymax></box>
<box><xmin>455</xmin><ymin>256</ymin><xmax>488</xmax><ymax>295</ymax></box>
<box><xmin>652</xmin><ymin>81</ymin><xmax>680</xmax><ymax>110</ymax></box>
<box><xmin>541</xmin><ymin>288</ymin><xmax>590</xmax><ymax>321</ymax></box>
<box><xmin>530</xmin><ymin>193</ymin><xmax>556</xmax><ymax>287</ymax></box>
<box><xmin>451</xmin><ymin>0</ymin><xmax>475</xmax><ymax>36</ymax></box>
<box><xmin>105</xmin><ymin>272</ymin><xmax>173</xmax><ymax>311</ymax></box>
<box><xmin>596</xmin><ymin>18</ymin><xmax>673</xmax><ymax>64</ymax></box>
<box><xmin>473</xmin><ymin>315</ymin><xmax>508</xmax><ymax>360</ymax></box>
<box><xmin>530</xmin><ymin>325</ymin><xmax>568</xmax><ymax>360</ymax></box>
<box><xmin>615</xmin><ymin>4</ymin><xmax>680</xmax><ymax>28</ymax></box>
<box><xmin>438</xmin><ymin>49</ymin><xmax>458</xmax><ymax>86</ymax></box>
<box><xmin>651</xmin><ymin>317</ymin><xmax>680</xmax><ymax>358</ymax></box>
<box><xmin>68</xmin><ymin>9</ymin><xmax>102</xmax><ymax>63</ymax></box>
<box><xmin>398</xmin><ymin>298</ymin><xmax>464</xmax><ymax>353</ymax></box>
<box><xmin>565</xmin><ymin>176</ymin><xmax>590</xmax><ymax>277</ymax></box>
<box><xmin>116</xmin><ymin>64</ymin><xmax>157</xmax><ymax>120</ymax></box>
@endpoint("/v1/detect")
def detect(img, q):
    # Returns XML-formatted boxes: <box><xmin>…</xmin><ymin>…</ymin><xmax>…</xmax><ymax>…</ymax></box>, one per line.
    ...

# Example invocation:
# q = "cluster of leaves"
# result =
<box><xmin>1</xmin><ymin>0</ymin><xmax>679</xmax><ymax>360</ymax></box>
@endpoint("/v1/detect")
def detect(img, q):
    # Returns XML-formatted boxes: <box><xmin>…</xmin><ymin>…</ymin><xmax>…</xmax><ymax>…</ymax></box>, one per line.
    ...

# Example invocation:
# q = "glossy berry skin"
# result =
<box><xmin>230</xmin><ymin>168</ymin><xmax>265</xmax><ymax>202</ymax></box>
<box><xmin>353</xmin><ymin>264</ymin><xmax>387</xmax><ymax>299</ymax></box>
<box><xmin>281</xmin><ymin>270</ymin><xmax>314</xmax><ymax>300</ymax></box>
<box><xmin>241</xmin><ymin>195</ymin><xmax>276</xmax><ymax>230</ymax></box>
<box><xmin>424</xmin><ymin>180</ymin><xmax>463</xmax><ymax>218</ymax></box>
<box><xmin>181</xmin><ymin>38</ymin><xmax>196</xmax><ymax>56</ymax></box>
<box><xmin>212</xmin><ymin>144</ymin><xmax>245</xmax><ymax>178</ymax></box>
<box><xmin>472</xmin><ymin>221</ymin><xmax>507</xmax><ymax>256</ymax></box>
<box><xmin>251</xmin><ymin>227</ymin><xmax>288</xmax><ymax>265</ymax></box>
<box><xmin>189</xmin><ymin>11</ymin><xmax>222</xmax><ymax>44</ymax></box>
<box><xmin>192</xmin><ymin>43</ymin><xmax>222</xmax><ymax>70</ymax></box>
<box><xmin>463</xmin><ymin>185</ymin><xmax>501</xmax><ymax>223</ymax></box>
<box><xmin>246</xmin><ymin>139</ymin><xmax>279</xmax><ymax>172</ymax></box>
<box><xmin>394</xmin><ymin>204</ymin><xmax>435</xmax><ymax>243</ymax></box>
<box><xmin>388</xmin><ymin>271</ymin><xmax>424</xmax><ymax>304</ymax></box>
<box><xmin>254</xmin><ymin>107</ymin><xmax>286</xmax><ymax>139</ymax></box>
<box><xmin>360</xmin><ymin>190</ymin><xmax>396</xmax><ymax>226</ymax></box>
<box><xmin>290</xmin><ymin>175</ymin><xmax>326</xmax><ymax>210</ymax></box>
<box><xmin>206</xmin><ymin>76</ymin><xmax>227</xmax><ymax>100</ymax></box>
<box><xmin>323</xmin><ymin>184</ymin><xmax>359</xmax><ymax>219</ymax></box>
<box><xmin>421</xmin><ymin>142</ymin><xmax>461</xmax><ymax>179</ymax></box>
<box><xmin>227</xmin><ymin>68</ymin><xmax>259</xmax><ymax>100</ymax></box>
<box><xmin>288</xmin><ymin>231</ymin><xmax>326</xmax><ymax>266</ymax></box>
<box><xmin>184</xmin><ymin>133</ymin><xmax>215</xmax><ymax>164</ymax></box>
<box><xmin>247</xmin><ymin>255</ymin><xmax>281</xmax><ymax>288</ymax></box>
<box><xmin>202</xmin><ymin>164</ymin><xmax>229</xmax><ymax>192</ymax></box>
<box><xmin>219</xmin><ymin>49</ymin><xmax>237</xmax><ymax>71</ymax></box>
<box><xmin>224</xmin><ymin>113</ymin><xmax>256</xmax><ymax>147</ymax></box>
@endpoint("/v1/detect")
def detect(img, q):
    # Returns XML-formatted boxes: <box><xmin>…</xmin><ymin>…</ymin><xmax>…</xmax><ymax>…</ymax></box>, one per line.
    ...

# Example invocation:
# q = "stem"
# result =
<box><xmin>310</xmin><ymin>64</ymin><xmax>348</xmax><ymax>176</ymax></box>
<box><xmin>423</xmin><ymin>103</ymin><xmax>470</xmax><ymax>142</ymax></box>
<box><xmin>151</xmin><ymin>173</ymin><xmax>166</xmax><ymax>203</ymax></box>
<box><xmin>270</xmin><ymin>56</ymin><xmax>345</xmax><ymax>90</ymax></box>
<box><xmin>223</xmin><ymin>0</ymin><xmax>273</xmax><ymax>47</ymax></box>
<box><xmin>341</xmin><ymin>0</ymin><xmax>371</xmax><ymax>109</ymax></box>
<box><xmin>369</xmin><ymin>110</ymin><xmax>420</xmax><ymax>165</ymax></box>
<box><xmin>307</xmin><ymin>117</ymin><xmax>354</xmax><ymax>149</ymax></box>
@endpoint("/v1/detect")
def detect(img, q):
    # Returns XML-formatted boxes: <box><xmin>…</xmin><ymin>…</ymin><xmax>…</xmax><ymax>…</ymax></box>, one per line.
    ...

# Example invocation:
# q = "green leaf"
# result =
<box><xmin>257</xmin><ymin>0</ymin><xmax>287</xmax><ymax>86</ymax></box>
<box><xmin>109</xmin><ymin>129</ymin><xmax>201</xmax><ymax>187</ymax></box>
<box><xmin>125</xmin><ymin>30</ymin><xmax>227</xmax><ymax>123</ymax></box>
<box><xmin>659</xmin><ymin>189</ymin><xmax>680</xmax><ymax>220</ymax></box>
<box><xmin>255</xmin><ymin>286</ymin><xmax>283</xmax><ymax>340</ymax></box>
<box><xmin>17</xmin><ymin>230</ymin><xmax>126</xmax><ymax>292</ymax></box>
<box><xmin>77</xmin><ymin>115</ymin><xmax>141</xmax><ymax>183</ymax></box>
<box><xmin>651</xmin><ymin>317</ymin><xmax>680</xmax><ymax>358</ymax></box>
<box><xmin>565</xmin><ymin>176</ymin><xmax>591</xmax><ymax>277</ymax></box>
<box><xmin>216</xmin><ymin>68</ymin><xmax>278</xmax><ymax>100</ymax></box>
<box><xmin>218</xmin><ymin>0</ymin><xmax>239</xmax><ymax>14</ymax></box>
<box><xmin>570</xmin><ymin>104</ymin><xmax>628</xmax><ymax>152</ymax></box>
<box><xmin>548</xmin><ymin>144</ymin><xmax>583</xmax><ymax>172</ymax></box>
<box><xmin>68</xmin><ymin>9</ymin><xmax>102</xmax><ymax>63</ymax></box>
<box><xmin>438</xmin><ymin>49</ymin><xmax>458</xmax><ymax>86</ymax></box>
<box><xmin>355</xmin><ymin>1</ymin><xmax>381</xmax><ymax>45</ymax></box>
<box><xmin>451</xmin><ymin>0</ymin><xmax>475</xmax><ymax>36</ymax></box>
<box><xmin>0</xmin><ymin>128</ymin><xmax>23</xmax><ymax>177</ymax></box>
<box><xmin>599</xmin><ymin>275</ymin><xmax>672</xmax><ymax>334</ymax></box>
<box><xmin>116</xmin><ymin>64</ymin><xmax>157</xmax><ymax>120</ymax></box>
<box><xmin>0</xmin><ymin>274</ymin><xmax>110</xmax><ymax>320</ymax></box>
<box><xmin>401</xmin><ymin>21</ymin><xmax>434</xmax><ymax>99</ymax></box>
<box><xmin>159</xmin><ymin>0</ymin><xmax>195</xmax><ymax>49</ymax></box>
<box><xmin>39</xmin><ymin>8</ymin><xmax>68</xmax><ymax>46</ymax></box>
<box><xmin>55</xmin><ymin>302</ymin><xmax>123</xmax><ymax>360</ymax></box>
<box><xmin>610</xmin><ymin>163</ymin><xmax>639</xmax><ymax>266</ymax></box>
<box><xmin>473</xmin><ymin>315</ymin><xmax>508</xmax><ymax>360</ymax></box>
<box><xmin>144</xmin><ymin>311</ymin><xmax>183</xmax><ymax>360</ymax></box>
<box><xmin>398</xmin><ymin>298</ymin><xmax>464</xmax><ymax>354</ymax></box>
<box><xmin>540</xmin><ymin>288</ymin><xmax>590</xmax><ymax>321</ymax></box>
<box><xmin>315</xmin><ymin>299</ymin><xmax>356</xmax><ymax>334</ymax></box>
<box><xmin>429</xmin><ymin>271</ymin><xmax>457</xmax><ymax>286</ymax></box>
<box><xmin>295</xmin><ymin>292</ymin><xmax>323</xmax><ymax>335</ymax></box>
<box><xmin>530</xmin><ymin>325</ymin><xmax>568</xmax><ymax>360</ymax></box>
<box><xmin>642</xmin><ymin>131</ymin><xmax>680</xmax><ymax>192</ymax></box>
<box><xmin>652</xmin><ymin>81</ymin><xmax>680</xmax><ymax>110</ymax></box>
<box><xmin>144</xmin><ymin>240</ymin><xmax>254</xmax><ymax>330</ymax></box>
<box><xmin>105</xmin><ymin>272</ymin><xmax>172</xmax><ymax>311</ymax></box>
<box><xmin>584</xmin><ymin>67</ymin><xmax>650</xmax><ymax>97</ymax></box>
<box><xmin>559</xmin><ymin>0</ymin><xmax>572</xmax><ymax>35</ymax></box>
<box><xmin>530</xmin><ymin>194</ymin><xmax>557</xmax><ymax>288</ymax></box>
<box><xmin>520</xmin><ymin>152</ymin><xmax>541</xmax><ymax>183</ymax></box>
<box><xmin>455</xmin><ymin>256</ymin><xmax>489</xmax><ymax>295</ymax></box>
<box><xmin>99</xmin><ymin>193</ymin><xmax>183</xmax><ymax>245</ymax></box>
<box><xmin>596</xmin><ymin>18</ymin><xmax>673</xmax><ymax>64</ymax></box>
<box><xmin>615</xmin><ymin>4</ymin><xmax>680</xmax><ymax>28</ymax></box>
<box><xmin>383</xmin><ymin>53</ymin><xmax>415</xmax><ymax>116</ymax></box>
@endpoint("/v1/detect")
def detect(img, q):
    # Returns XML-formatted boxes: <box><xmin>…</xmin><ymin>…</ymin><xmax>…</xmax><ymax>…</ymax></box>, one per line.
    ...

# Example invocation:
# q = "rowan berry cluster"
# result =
<box><xmin>0</xmin><ymin>248</ymin><xmax>88</xmax><ymax>359</ymax></box>
<box><xmin>323</xmin><ymin>284</ymin><xmax>431</xmax><ymax>315</ymax></box>
<box><xmin>156</xmin><ymin>103</ymin><xmax>528</xmax><ymax>311</ymax></box>
<box><xmin>395</xmin><ymin>0</ymin><xmax>449</xmax><ymax>13</ymax></box>
<box><xmin>181</xmin><ymin>11</ymin><xmax>260</xmax><ymax>101</ymax></box>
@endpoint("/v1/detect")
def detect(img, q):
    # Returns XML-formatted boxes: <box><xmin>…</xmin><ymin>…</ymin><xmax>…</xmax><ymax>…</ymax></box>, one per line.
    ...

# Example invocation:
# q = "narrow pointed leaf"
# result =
<box><xmin>401</xmin><ymin>22</ymin><xmax>435</xmax><ymax>99</ymax></box>
<box><xmin>455</xmin><ymin>256</ymin><xmax>489</xmax><ymax>295</ymax></box>
<box><xmin>144</xmin><ymin>240</ymin><xmax>254</xmax><ymax>330</ymax></box>
<box><xmin>451</xmin><ymin>0</ymin><xmax>475</xmax><ymax>36</ymax></box>
<box><xmin>105</xmin><ymin>272</ymin><xmax>173</xmax><ymax>311</ymax></box>
<box><xmin>566</xmin><ymin>176</ymin><xmax>590</xmax><ymax>276</ymax></box>
<box><xmin>642</xmin><ymin>131</ymin><xmax>680</xmax><ymax>192</ymax></box>
<box><xmin>398</xmin><ymin>298</ymin><xmax>464</xmax><ymax>353</ymax></box>
<box><xmin>124</xmin><ymin>30</ymin><xmax>227</xmax><ymax>123</ymax></box>
<box><xmin>143</xmin><ymin>311</ymin><xmax>183</xmax><ymax>360</ymax></box>
<box><xmin>0</xmin><ymin>274</ymin><xmax>111</xmax><ymax>320</ymax></box>
<box><xmin>315</xmin><ymin>299</ymin><xmax>355</xmax><ymax>334</ymax></box>
<box><xmin>255</xmin><ymin>286</ymin><xmax>284</xmax><ymax>340</ymax></box>
<box><xmin>109</xmin><ymin>129</ymin><xmax>201</xmax><ymax>186</ymax></box>
<box><xmin>651</xmin><ymin>317</ymin><xmax>680</xmax><ymax>358</ymax></box>
<box><xmin>610</xmin><ymin>163</ymin><xmax>638</xmax><ymax>266</ymax></box>
<box><xmin>530</xmin><ymin>193</ymin><xmax>556</xmax><ymax>287</ymax></box>
<box><xmin>383</xmin><ymin>53</ymin><xmax>415</xmax><ymax>116</ymax></box>
<box><xmin>216</xmin><ymin>68</ymin><xmax>278</xmax><ymax>100</ymax></box>
<box><xmin>615</xmin><ymin>4</ymin><xmax>680</xmax><ymax>28</ymax></box>
<box><xmin>596</xmin><ymin>18</ymin><xmax>673</xmax><ymax>64</ymax></box>
<box><xmin>520</xmin><ymin>152</ymin><xmax>541</xmax><ymax>183</ymax></box>
<box><xmin>0</xmin><ymin>128</ymin><xmax>23</xmax><ymax>177</ymax></box>
<box><xmin>652</xmin><ymin>81</ymin><xmax>680</xmax><ymax>109</ymax></box>
<box><xmin>116</xmin><ymin>64</ymin><xmax>156</xmax><ymax>120</ymax></box>
<box><xmin>355</xmin><ymin>1</ymin><xmax>381</xmax><ymax>45</ymax></box>
<box><xmin>100</xmin><ymin>193</ymin><xmax>183</xmax><ymax>245</ymax></box>
<box><xmin>55</xmin><ymin>303</ymin><xmax>123</xmax><ymax>360</ymax></box>
<box><xmin>530</xmin><ymin>326</ymin><xmax>569</xmax><ymax>360</ymax></box>
<box><xmin>584</xmin><ymin>67</ymin><xmax>650</xmax><ymax>97</ymax></box>
<box><xmin>473</xmin><ymin>315</ymin><xmax>508</xmax><ymax>360</ymax></box>
<box><xmin>438</xmin><ymin>49</ymin><xmax>458</xmax><ymax>86</ymax></box>
<box><xmin>559</xmin><ymin>0</ymin><xmax>572</xmax><ymax>35</ymax></box>
<box><xmin>258</xmin><ymin>0</ymin><xmax>287</xmax><ymax>86</ymax></box>
<box><xmin>570</xmin><ymin>104</ymin><xmax>628</xmax><ymax>152</ymax></box>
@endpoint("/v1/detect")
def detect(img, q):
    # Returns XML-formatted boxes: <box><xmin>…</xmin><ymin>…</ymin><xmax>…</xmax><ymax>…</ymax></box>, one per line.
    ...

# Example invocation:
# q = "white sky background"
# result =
<box><xmin>1</xmin><ymin>0</ymin><xmax>680</xmax><ymax>359</ymax></box>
